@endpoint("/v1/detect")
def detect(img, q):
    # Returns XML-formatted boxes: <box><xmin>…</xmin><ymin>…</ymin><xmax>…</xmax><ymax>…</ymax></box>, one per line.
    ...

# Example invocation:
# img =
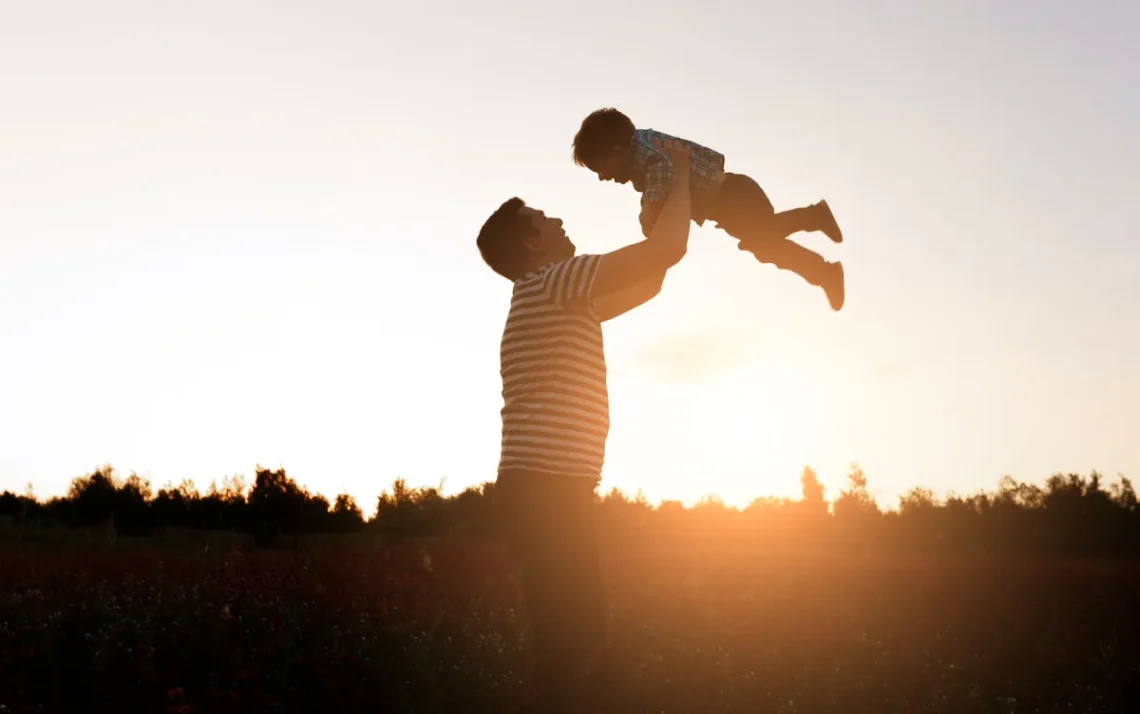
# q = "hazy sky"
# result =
<box><xmin>2</xmin><ymin>0</ymin><xmax>1137</xmax><ymax>511</ymax></box>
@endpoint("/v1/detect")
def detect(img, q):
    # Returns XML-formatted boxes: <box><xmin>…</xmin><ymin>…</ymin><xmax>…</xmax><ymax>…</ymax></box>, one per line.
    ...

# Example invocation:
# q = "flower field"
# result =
<box><xmin>2</xmin><ymin>538</ymin><xmax>1138</xmax><ymax>713</ymax></box>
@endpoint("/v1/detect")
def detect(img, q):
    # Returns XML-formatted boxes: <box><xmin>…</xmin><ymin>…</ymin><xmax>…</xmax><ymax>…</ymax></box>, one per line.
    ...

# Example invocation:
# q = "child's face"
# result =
<box><xmin>589</xmin><ymin>146</ymin><xmax>633</xmax><ymax>185</ymax></box>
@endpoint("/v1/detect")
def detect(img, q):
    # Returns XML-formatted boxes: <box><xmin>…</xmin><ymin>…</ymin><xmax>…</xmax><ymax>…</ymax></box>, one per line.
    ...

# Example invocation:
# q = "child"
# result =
<box><xmin>571</xmin><ymin>107</ymin><xmax>846</xmax><ymax>311</ymax></box>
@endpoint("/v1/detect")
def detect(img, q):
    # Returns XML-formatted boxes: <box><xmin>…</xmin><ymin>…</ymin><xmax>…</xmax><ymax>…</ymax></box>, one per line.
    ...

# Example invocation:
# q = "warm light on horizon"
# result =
<box><xmin>18</xmin><ymin>455</ymin><xmax>1132</xmax><ymax>521</ymax></box>
<box><xmin>2</xmin><ymin>1</ymin><xmax>1137</xmax><ymax>508</ymax></box>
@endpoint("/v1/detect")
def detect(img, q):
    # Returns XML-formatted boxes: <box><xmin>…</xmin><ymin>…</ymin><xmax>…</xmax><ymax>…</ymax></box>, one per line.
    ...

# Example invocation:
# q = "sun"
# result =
<box><xmin>604</xmin><ymin>356</ymin><xmax>828</xmax><ymax>509</ymax></box>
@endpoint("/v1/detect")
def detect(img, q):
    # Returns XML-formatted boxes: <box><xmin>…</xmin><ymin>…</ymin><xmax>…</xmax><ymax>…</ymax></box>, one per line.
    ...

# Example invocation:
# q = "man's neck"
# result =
<box><xmin>521</xmin><ymin>256</ymin><xmax>555</xmax><ymax>277</ymax></box>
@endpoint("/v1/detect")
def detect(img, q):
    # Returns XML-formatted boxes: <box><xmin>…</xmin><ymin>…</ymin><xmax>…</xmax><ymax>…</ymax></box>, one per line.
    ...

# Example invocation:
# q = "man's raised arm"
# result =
<box><xmin>591</xmin><ymin>271</ymin><xmax>667</xmax><ymax>323</ymax></box>
<box><xmin>588</xmin><ymin>140</ymin><xmax>692</xmax><ymax>303</ymax></box>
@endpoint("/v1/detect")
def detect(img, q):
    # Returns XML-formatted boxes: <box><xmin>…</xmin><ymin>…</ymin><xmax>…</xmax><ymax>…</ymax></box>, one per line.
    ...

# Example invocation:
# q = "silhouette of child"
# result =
<box><xmin>572</xmin><ymin>107</ymin><xmax>846</xmax><ymax>311</ymax></box>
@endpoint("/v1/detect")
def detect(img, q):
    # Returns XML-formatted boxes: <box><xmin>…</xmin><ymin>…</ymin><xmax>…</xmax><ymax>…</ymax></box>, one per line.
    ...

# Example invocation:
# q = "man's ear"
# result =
<box><xmin>520</xmin><ymin>234</ymin><xmax>543</xmax><ymax>255</ymax></box>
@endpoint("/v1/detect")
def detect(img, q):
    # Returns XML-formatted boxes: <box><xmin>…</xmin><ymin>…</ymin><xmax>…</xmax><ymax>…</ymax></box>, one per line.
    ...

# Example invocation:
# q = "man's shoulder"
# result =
<box><xmin>515</xmin><ymin>254</ymin><xmax>599</xmax><ymax>283</ymax></box>
<box><xmin>511</xmin><ymin>254</ymin><xmax>603</xmax><ymax>296</ymax></box>
<box><xmin>508</xmin><ymin>254</ymin><xmax>604</xmax><ymax>316</ymax></box>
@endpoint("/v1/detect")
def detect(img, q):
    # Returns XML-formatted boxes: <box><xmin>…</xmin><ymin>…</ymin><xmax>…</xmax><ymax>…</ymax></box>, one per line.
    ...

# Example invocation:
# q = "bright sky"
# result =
<box><xmin>2</xmin><ymin>0</ymin><xmax>1138</xmax><ymax>512</ymax></box>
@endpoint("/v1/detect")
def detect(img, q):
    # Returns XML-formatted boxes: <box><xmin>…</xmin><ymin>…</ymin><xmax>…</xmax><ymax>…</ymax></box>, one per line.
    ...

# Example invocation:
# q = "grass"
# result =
<box><xmin>1</xmin><ymin>535</ymin><xmax>1138</xmax><ymax>713</ymax></box>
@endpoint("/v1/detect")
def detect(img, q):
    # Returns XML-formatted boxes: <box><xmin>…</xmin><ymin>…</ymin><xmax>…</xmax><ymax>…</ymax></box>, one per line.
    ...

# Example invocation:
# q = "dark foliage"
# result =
<box><xmin>2</xmin><ymin>533</ymin><xmax>1139</xmax><ymax>712</ymax></box>
<box><xmin>1</xmin><ymin>464</ymin><xmax>1137</xmax><ymax>557</ymax></box>
<box><xmin>1</xmin><ymin>465</ymin><xmax>1139</xmax><ymax>712</ymax></box>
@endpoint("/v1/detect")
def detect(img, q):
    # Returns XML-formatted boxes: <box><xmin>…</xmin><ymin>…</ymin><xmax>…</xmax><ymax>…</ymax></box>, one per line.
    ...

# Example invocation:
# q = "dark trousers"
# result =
<box><xmin>707</xmin><ymin>172</ymin><xmax>831</xmax><ymax>287</ymax></box>
<box><xmin>494</xmin><ymin>470</ymin><xmax>607</xmax><ymax>713</ymax></box>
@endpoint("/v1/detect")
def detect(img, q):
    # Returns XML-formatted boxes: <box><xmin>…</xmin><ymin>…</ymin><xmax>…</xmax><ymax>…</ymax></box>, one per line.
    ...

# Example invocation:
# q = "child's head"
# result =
<box><xmin>572</xmin><ymin>108</ymin><xmax>636</xmax><ymax>184</ymax></box>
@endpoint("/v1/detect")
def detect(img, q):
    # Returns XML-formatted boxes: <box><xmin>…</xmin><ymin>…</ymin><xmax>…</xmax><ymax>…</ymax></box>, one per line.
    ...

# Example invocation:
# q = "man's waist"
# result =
<box><xmin>494</xmin><ymin>468</ymin><xmax>600</xmax><ymax>513</ymax></box>
<box><xmin>498</xmin><ymin>468</ymin><xmax>600</xmax><ymax>485</ymax></box>
<box><xmin>497</xmin><ymin>458</ymin><xmax>604</xmax><ymax>486</ymax></box>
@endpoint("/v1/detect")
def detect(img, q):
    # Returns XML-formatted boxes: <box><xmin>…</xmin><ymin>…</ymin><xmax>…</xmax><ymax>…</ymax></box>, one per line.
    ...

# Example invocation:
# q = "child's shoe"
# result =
<box><xmin>822</xmin><ymin>260</ymin><xmax>845</xmax><ymax>311</ymax></box>
<box><xmin>814</xmin><ymin>200</ymin><xmax>843</xmax><ymax>243</ymax></box>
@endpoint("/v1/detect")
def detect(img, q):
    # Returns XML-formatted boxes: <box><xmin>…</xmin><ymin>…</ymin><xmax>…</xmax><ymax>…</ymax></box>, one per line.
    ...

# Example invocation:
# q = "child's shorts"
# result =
<box><xmin>706</xmin><ymin>172</ymin><xmax>775</xmax><ymax>239</ymax></box>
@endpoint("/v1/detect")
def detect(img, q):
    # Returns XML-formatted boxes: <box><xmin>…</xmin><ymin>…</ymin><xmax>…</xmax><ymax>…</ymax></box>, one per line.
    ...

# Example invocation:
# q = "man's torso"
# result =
<box><xmin>498</xmin><ymin>255</ymin><xmax>609</xmax><ymax>481</ymax></box>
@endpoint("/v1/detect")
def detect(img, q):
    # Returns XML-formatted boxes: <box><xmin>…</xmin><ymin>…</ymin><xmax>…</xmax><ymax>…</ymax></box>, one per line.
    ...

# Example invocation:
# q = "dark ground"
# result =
<box><xmin>2</xmin><ymin>537</ymin><xmax>1138</xmax><ymax>713</ymax></box>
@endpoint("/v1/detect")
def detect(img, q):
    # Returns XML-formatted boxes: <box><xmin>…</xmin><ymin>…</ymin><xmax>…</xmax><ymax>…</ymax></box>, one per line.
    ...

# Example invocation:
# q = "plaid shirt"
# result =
<box><xmin>630</xmin><ymin>128</ymin><xmax>726</xmax><ymax>235</ymax></box>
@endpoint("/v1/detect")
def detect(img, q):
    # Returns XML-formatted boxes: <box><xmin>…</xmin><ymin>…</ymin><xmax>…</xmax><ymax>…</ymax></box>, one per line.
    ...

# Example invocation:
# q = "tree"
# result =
<box><xmin>331</xmin><ymin>493</ymin><xmax>364</xmax><ymax>533</ymax></box>
<box><xmin>833</xmin><ymin>464</ymin><xmax>878</xmax><ymax>517</ymax></box>
<box><xmin>800</xmin><ymin>466</ymin><xmax>824</xmax><ymax>502</ymax></box>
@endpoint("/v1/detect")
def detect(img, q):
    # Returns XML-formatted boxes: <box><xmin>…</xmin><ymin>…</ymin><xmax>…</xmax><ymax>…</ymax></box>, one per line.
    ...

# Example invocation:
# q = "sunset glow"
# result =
<box><xmin>1</xmin><ymin>0</ymin><xmax>1137</xmax><ymax>512</ymax></box>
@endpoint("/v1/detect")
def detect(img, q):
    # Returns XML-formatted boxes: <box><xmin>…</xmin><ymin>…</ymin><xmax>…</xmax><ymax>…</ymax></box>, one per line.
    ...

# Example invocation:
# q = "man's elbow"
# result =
<box><xmin>636</xmin><ymin>242</ymin><xmax>685</xmax><ymax>275</ymax></box>
<box><xmin>645</xmin><ymin>272</ymin><xmax>666</xmax><ymax>300</ymax></box>
<box><xmin>636</xmin><ymin>266</ymin><xmax>668</xmax><ymax>298</ymax></box>
<box><xmin>660</xmin><ymin>241</ymin><xmax>687</xmax><ymax>269</ymax></box>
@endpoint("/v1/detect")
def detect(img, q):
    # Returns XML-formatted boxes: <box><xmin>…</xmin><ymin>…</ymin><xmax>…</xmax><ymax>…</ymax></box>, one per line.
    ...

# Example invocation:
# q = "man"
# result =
<box><xmin>476</xmin><ymin>142</ymin><xmax>694</xmax><ymax>712</ymax></box>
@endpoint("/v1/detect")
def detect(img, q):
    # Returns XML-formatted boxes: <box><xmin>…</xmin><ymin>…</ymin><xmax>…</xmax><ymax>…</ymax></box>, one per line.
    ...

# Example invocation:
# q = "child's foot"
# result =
<box><xmin>815</xmin><ymin>200</ymin><xmax>843</xmax><ymax>243</ymax></box>
<box><xmin>823</xmin><ymin>261</ymin><xmax>845</xmax><ymax>311</ymax></box>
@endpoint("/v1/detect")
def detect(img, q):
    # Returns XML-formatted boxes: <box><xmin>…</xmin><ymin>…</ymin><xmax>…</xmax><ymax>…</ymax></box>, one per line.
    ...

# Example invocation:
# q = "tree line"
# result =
<box><xmin>1</xmin><ymin>464</ymin><xmax>1138</xmax><ymax>556</ymax></box>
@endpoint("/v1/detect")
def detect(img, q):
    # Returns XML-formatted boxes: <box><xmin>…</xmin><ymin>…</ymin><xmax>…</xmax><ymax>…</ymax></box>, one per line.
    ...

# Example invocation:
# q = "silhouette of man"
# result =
<box><xmin>475</xmin><ymin>143</ymin><xmax>694</xmax><ymax>713</ymax></box>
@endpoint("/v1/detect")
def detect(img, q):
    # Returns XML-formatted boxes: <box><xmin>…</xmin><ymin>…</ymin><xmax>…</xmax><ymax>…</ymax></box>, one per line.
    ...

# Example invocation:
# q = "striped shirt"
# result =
<box><xmin>498</xmin><ymin>253</ymin><xmax>608</xmax><ymax>480</ymax></box>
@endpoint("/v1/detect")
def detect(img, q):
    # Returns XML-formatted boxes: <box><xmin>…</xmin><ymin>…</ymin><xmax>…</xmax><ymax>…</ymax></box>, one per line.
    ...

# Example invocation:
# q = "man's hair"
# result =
<box><xmin>572</xmin><ymin>107</ymin><xmax>636</xmax><ymax>168</ymax></box>
<box><xmin>476</xmin><ymin>197</ymin><xmax>538</xmax><ymax>281</ymax></box>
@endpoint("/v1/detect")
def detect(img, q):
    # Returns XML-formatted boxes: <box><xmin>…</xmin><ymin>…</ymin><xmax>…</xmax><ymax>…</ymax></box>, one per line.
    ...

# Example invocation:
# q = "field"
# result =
<box><xmin>2</xmin><ymin>537</ymin><xmax>1139</xmax><ymax>713</ymax></box>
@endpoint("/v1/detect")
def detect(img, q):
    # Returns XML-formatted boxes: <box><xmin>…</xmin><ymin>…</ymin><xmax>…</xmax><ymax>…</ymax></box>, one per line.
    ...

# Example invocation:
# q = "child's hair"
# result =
<box><xmin>476</xmin><ymin>197</ymin><xmax>538</xmax><ymax>281</ymax></box>
<box><xmin>572</xmin><ymin>108</ymin><xmax>636</xmax><ymax>168</ymax></box>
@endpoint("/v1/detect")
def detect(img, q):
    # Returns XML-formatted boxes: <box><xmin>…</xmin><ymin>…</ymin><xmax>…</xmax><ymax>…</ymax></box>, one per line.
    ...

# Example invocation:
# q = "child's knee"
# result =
<box><xmin>720</xmin><ymin>215</ymin><xmax>777</xmax><ymax>244</ymax></box>
<box><xmin>738</xmin><ymin>237</ymin><xmax>780</xmax><ymax>264</ymax></box>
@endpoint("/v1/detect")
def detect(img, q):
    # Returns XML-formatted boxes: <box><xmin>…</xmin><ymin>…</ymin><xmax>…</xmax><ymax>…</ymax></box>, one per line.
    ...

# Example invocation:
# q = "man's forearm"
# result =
<box><xmin>646</xmin><ymin>169</ymin><xmax>691</xmax><ymax>259</ymax></box>
<box><xmin>639</xmin><ymin>201</ymin><xmax>664</xmax><ymax>238</ymax></box>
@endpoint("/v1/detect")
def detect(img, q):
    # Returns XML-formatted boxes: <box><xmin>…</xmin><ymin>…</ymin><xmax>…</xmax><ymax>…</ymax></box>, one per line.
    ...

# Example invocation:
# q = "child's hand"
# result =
<box><xmin>653</xmin><ymin>138</ymin><xmax>691</xmax><ymax>178</ymax></box>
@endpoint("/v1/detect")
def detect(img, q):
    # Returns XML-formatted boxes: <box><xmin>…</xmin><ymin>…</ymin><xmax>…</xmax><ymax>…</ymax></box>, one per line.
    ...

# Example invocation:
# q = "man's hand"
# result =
<box><xmin>639</xmin><ymin>139</ymin><xmax>692</xmax><ymax>238</ymax></box>
<box><xmin>654</xmin><ymin>138</ymin><xmax>691</xmax><ymax>181</ymax></box>
<box><xmin>586</xmin><ymin>140</ymin><xmax>694</xmax><ymax>305</ymax></box>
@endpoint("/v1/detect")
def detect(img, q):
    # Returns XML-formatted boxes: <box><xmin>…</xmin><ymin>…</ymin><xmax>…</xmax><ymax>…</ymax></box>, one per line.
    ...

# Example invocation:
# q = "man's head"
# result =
<box><xmin>572</xmin><ymin>107</ymin><xmax>636</xmax><ymax>185</ymax></box>
<box><xmin>476</xmin><ymin>197</ymin><xmax>575</xmax><ymax>281</ymax></box>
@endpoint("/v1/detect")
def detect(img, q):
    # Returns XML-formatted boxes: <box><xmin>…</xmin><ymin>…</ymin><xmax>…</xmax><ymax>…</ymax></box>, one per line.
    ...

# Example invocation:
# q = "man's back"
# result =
<box><xmin>499</xmin><ymin>253</ymin><xmax>609</xmax><ymax>480</ymax></box>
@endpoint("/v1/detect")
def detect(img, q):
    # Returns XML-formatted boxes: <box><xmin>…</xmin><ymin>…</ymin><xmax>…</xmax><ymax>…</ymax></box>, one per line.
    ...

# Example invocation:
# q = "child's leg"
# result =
<box><xmin>711</xmin><ymin>172</ymin><xmax>842</xmax><ymax>243</ymax></box>
<box><xmin>768</xmin><ymin>201</ymin><xmax>843</xmax><ymax>244</ymax></box>
<box><xmin>740</xmin><ymin>236</ymin><xmax>845</xmax><ymax>311</ymax></box>
<box><xmin>707</xmin><ymin>173</ymin><xmax>844</xmax><ymax>309</ymax></box>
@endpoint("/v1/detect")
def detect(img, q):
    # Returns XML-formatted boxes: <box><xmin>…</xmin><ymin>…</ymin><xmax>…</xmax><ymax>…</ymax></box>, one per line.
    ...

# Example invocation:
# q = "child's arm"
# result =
<box><xmin>636</xmin><ymin>137</ymin><xmax>677</xmax><ymax>238</ymax></box>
